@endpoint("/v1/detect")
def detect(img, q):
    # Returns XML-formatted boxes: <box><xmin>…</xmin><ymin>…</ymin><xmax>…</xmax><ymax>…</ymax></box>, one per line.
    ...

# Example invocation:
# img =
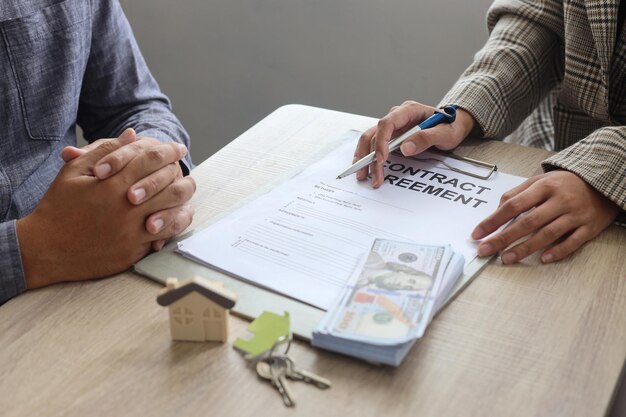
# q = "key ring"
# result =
<box><xmin>267</xmin><ymin>334</ymin><xmax>293</xmax><ymax>384</ymax></box>
<box><xmin>268</xmin><ymin>333</ymin><xmax>293</xmax><ymax>359</ymax></box>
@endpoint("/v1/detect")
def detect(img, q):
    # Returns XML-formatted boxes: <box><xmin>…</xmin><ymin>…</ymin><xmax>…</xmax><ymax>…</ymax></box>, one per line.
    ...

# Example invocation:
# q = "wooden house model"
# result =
<box><xmin>156</xmin><ymin>276</ymin><xmax>237</xmax><ymax>342</ymax></box>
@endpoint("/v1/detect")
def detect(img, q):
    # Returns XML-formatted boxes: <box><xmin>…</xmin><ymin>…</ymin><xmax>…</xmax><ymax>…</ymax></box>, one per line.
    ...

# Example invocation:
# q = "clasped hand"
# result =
<box><xmin>18</xmin><ymin>128</ymin><xmax>196</xmax><ymax>289</ymax></box>
<box><xmin>354</xmin><ymin>101</ymin><xmax>619</xmax><ymax>264</ymax></box>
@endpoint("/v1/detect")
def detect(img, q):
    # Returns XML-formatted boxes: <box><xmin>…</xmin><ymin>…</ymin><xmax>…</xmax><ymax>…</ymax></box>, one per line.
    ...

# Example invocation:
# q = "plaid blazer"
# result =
<box><xmin>441</xmin><ymin>0</ymin><xmax>626</xmax><ymax>224</ymax></box>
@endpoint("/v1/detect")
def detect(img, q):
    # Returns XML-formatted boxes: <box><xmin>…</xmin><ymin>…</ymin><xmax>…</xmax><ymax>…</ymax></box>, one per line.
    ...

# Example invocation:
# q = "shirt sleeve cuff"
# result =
<box><xmin>0</xmin><ymin>220</ymin><xmax>27</xmax><ymax>305</ymax></box>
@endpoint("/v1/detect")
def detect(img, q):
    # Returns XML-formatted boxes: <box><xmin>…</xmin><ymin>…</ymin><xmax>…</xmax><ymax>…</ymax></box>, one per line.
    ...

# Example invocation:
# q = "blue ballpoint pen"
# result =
<box><xmin>336</xmin><ymin>104</ymin><xmax>459</xmax><ymax>179</ymax></box>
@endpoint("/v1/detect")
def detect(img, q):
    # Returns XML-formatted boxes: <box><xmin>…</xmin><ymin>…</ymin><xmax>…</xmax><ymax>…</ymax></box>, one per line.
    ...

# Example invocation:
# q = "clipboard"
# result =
<box><xmin>135</xmin><ymin>112</ymin><xmax>500</xmax><ymax>340</ymax></box>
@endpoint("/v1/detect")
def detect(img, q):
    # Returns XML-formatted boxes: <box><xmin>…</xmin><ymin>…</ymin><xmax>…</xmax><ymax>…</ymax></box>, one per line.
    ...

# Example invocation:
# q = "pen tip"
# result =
<box><xmin>336</xmin><ymin>176</ymin><xmax>342</xmax><ymax>180</ymax></box>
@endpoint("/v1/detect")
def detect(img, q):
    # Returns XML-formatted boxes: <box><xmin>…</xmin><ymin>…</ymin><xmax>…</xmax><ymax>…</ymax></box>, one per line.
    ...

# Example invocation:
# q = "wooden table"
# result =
<box><xmin>1</xmin><ymin>105</ymin><xmax>624</xmax><ymax>417</ymax></box>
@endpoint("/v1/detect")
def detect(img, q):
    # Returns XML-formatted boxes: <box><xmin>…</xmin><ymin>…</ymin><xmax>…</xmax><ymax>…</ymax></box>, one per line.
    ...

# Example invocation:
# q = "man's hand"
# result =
<box><xmin>17</xmin><ymin>135</ymin><xmax>196</xmax><ymax>289</ymax></box>
<box><xmin>354</xmin><ymin>101</ymin><xmax>476</xmax><ymax>187</ymax></box>
<box><xmin>472</xmin><ymin>170</ymin><xmax>620</xmax><ymax>264</ymax></box>
<box><xmin>61</xmin><ymin>128</ymin><xmax>192</xmax><ymax>251</ymax></box>
<box><xmin>60</xmin><ymin>127</ymin><xmax>138</xmax><ymax>162</ymax></box>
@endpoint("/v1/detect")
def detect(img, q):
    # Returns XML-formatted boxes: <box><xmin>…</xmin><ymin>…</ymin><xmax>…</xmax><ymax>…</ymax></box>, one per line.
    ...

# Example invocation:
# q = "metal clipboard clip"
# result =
<box><xmin>394</xmin><ymin>148</ymin><xmax>498</xmax><ymax>180</ymax></box>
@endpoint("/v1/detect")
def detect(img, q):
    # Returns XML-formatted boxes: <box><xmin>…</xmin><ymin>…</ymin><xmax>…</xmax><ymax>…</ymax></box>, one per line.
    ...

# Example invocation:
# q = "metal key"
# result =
<box><xmin>279</xmin><ymin>356</ymin><xmax>332</xmax><ymax>389</ymax></box>
<box><xmin>256</xmin><ymin>359</ymin><xmax>296</xmax><ymax>407</ymax></box>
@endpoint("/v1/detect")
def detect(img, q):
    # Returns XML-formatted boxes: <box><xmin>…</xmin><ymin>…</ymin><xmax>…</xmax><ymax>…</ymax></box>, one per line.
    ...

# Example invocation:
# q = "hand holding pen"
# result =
<box><xmin>348</xmin><ymin>101</ymin><xmax>477</xmax><ymax>188</ymax></box>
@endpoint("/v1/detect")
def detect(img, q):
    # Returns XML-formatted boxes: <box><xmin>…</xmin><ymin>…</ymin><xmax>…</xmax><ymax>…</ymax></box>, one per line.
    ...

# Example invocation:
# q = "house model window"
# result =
<box><xmin>173</xmin><ymin>307</ymin><xmax>194</xmax><ymax>325</ymax></box>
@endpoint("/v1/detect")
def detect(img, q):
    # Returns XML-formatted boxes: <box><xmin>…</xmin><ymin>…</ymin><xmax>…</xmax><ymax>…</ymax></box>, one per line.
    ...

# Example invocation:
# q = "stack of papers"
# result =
<box><xmin>312</xmin><ymin>238</ymin><xmax>464</xmax><ymax>366</ymax></box>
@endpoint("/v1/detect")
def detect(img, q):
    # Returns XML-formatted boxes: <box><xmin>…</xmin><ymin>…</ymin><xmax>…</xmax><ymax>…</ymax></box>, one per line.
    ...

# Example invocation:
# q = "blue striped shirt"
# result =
<box><xmin>0</xmin><ymin>0</ymin><xmax>192</xmax><ymax>304</ymax></box>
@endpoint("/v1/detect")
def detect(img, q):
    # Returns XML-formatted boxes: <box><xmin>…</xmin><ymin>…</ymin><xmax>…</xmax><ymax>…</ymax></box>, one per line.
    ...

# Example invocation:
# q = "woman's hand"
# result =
<box><xmin>353</xmin><ymin>101</ymin><xmax>476</xmax><ymax>187</ymax></box>
<box><xmin>472</xmin><ymin>170</ymin><xmax>620</xmax><ymax>263</ymax></box>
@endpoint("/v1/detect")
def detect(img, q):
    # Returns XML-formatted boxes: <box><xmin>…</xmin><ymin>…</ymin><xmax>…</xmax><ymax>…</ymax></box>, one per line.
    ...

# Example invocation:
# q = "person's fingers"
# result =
<box><xmin>65</xmin><ymin>129</ymin><xmax>138</xmax><ymax>174</ymax></box>
<box><xmin>150</xmin><ymin>204</ymin><xmax>195</xmax><ymax>240</ymax></box>
<box><xmin>62</xmin><ymin>138</ymin><xmax>119</xmax><ymax>163</ymax></box>
<box><xmin>471</xmin><ymin>176</ymin><xmax>545</xmax><ymax>240</ymax></box>
<box><xmin>61</xmin><ymin>146</ymin><xmax>86</xmax><ymax>162</ymax></box>
<box><xmin>398</xmin><ymin>123</ymin><xmax>453</xmax><ymax>156</ymax></box>
<box><xmin>477</xmin><ymin>200</ymin><xmax>565</xmax><ymax>257</ymax></box>
<box><xmin>99</xmin><ymin>140</ymin><xmax>187</xmax><ymax>184</ymax></box>
<box><xmin>540</xmin><ymin>226</ymin><xmax>592</xmax><ymax>263</ymax></box>
<box><xmin>368</xmin><ymin>103</ymin><xmax>436</xmax><ymax>187</ymax></box>
<box><xmin>118</xmin><ymin>127</ymin><xmax>138</xmax><ymax>144</ymax></box>
<box><xmin>146</xmin><ymin>204</ymin><xmax>195</xmax><ymax>235</ymax></box>
<box><xmin>396</xmin><ymin>101</ymin><xmax>436</xmax><ymax>127</ymax></box>
<box><xmin>69</xmin><ymin>140</ymin><xmax>127</xmax><ymax>176</ymax></box>
<box><xmin>368</xmin><ymin>115</ymin><xmax>394</xmax><ymax>188</ymax></box>
<box><xmin>499</xmin><ymin>214</ymin><xmax>575</xmax><ymax>264</ymax></box>
<box><xmin>370</xmin><ymin>134</ymin><xmax>385</xmax><ymax>188</ymax></box>
<box><xmin>152</xmin><ymin>239</ymin><xmax>168</xmax><ymax>251</ymax></box>
<box><xmin>355</xmin><ymin>102</ymin><xmax>466</xmax><ymax>186</ymax></box>
<box><xmin>127</xmin><ymin>162</ymin><xmax>183</xmax><ymax>205</ymax></box>
<box><xmin>474</xmin><ymin>185</ymin><xmax>549</xmax><ymax>250</ymax></box>
<box><xmin>354</xmin><ymin>128</ymin><xmax>376</xmax><ymax>163</ymax></box>
<box><xmin>355</xmin><ymin>127</ymin><xmax>376</xmax><ymax>181</ymax></box>
<box><xmin>400</xmin><ymin>108</ymin><xmax>476</xmax><ymax>156</ymax></box>
<box><xmin>376</xmin><ymin>103</ymin><xmax>436</xmax><ymax>155</ymax></box>
<box><xmin>152</xmin><ymin>240</ymin><xmax>167</xmax><ymax>251</ymax></box>
<box><xmin>496</xmin><ymin>176</ymin><xmax>543</xmax><ymax>207</ymax></box>
<box><xmin>144</xmin><ymin>176</ymin><xmax>197</xmax><ymax>214</ymax></box>
<box><xmin>61</xmin><ymin>136</ymin><xmax>127</xmax><ymax>162</ymax></box>
<box><xmin>373</xmin><ymin>116</ymin><xmax>397</xmax><ymax>163</ymax></box>
<box><xmin>120</xmin><ymin>142</ymin><xmax>187</xmax><ymax>185</ymax></box>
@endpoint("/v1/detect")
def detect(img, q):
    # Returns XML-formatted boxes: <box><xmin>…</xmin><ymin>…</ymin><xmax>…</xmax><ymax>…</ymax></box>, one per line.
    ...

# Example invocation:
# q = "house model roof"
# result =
<box><xmin>156</xmin><ymin>276</ymin><xmax>237</xmax><ymax>309</ymax></box>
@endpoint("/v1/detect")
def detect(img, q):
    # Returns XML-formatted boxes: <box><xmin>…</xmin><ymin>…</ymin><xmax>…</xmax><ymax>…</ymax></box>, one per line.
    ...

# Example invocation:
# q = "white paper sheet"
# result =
<box><xmin>178</xmin><ymin>132</ymin><xmax>526</xmax><ymax>310</ymax></box>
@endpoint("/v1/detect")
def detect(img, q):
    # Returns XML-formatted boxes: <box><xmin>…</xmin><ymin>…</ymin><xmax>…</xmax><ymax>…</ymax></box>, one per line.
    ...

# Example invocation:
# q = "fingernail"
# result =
<box><xmin>375</xmin><ymin>152</ymin><xmax>384</xmax><ymax>164</ymax></box>
<box><xmin>401</xmin><ymin>141</ymin><xmax>417</xmax><ymax>156</ymax></box>
<box><xmin>478</xmin><ymin>243</ymin><xmax>493</xmax><ymax>257</ymax></box>
<box><xmin>502</xmin><ymin>252</ymin><xmax>517</xmax><ymax>264</ymax></box>
<box><xmin>185</xmin><ymin>204</ymin><xmax>195</xmax><ymax>214</ymax></box>
<box><xmin>541</xmin><ymin>253</ymin><xmax>554</xmax><ymax>263</ymax></box>
<box><xmin>94</xmin><ymin>163</ymin><xmax>111</xmax><ymax>178</ymax></box>
<box><xmin>178</xmin><ymin>144</ymin><xmax>187</xmax><ymax>154</ymax></box>
<box><xmin>120</xmin><ymin>128</ymin><xmax>136</xmax><ymax>142</ymax></box>
<box><xmin>153</xmin><ymin>218</ymin><xmax>164</xmax><ymax>233</ymax></box>
<box><xmin>132</xmin><ymin>187</ymin><xmax>146</xmax><ymax>203</ymax></box>
<box><xmin>472</xmin><ymin>227</ymin><xmax>485</xmax><ymax>240</ymax></box>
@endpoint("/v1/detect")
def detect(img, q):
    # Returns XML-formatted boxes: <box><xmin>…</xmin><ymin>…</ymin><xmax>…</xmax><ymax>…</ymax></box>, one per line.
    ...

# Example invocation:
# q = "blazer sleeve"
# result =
<box><xmin>0</xmin><ymin>220</ymin><xmax>26</xmax><ymax>305</ymax></box>
<box><xmin>77</xmin><ymin>0</ymin><xmax>192</xmax><ymax>173</ymax></box>
<box><xmin>542</xmin><ymin>128</ymin><xmax>626</xmax><ymax>225</ymax></box>
<box><xmin>439</xmin><ymin>0</ymin><xmax>564</xmax><ymax>139</ymax></box>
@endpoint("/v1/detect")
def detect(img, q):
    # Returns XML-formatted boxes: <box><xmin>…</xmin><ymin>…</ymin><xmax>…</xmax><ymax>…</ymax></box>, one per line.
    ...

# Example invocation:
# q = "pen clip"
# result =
<box><xmin>418</xmin><ymin>105</ymin><xmax>458</xmax><ymax>130</ymax></box>
<box><xmin>435</xmin><ymin>105</ymin><xmax>458</xmax><ymax>122</ymax></box>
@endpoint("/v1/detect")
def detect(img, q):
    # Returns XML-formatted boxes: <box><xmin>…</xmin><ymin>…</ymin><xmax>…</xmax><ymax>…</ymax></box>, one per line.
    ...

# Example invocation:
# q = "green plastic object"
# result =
<box><xmin>234</xmin><ymin>311</ymin><xmax>291</xmax><ymax>359</ymax></box>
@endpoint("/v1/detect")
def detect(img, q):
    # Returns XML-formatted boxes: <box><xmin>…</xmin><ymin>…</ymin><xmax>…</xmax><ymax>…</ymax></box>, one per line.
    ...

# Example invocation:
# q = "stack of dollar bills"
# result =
<box><xmin>312</xmin><ymin>238</ymin><xmax>464</xmax><ymax>366</ymax></box>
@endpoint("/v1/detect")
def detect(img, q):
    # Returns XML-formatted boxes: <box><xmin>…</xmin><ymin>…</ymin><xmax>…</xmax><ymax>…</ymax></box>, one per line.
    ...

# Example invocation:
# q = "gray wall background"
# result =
<box><xmin>120</xmin><ymin>0</ymin><xmax>493</xmax><ymax>165</ymax></box>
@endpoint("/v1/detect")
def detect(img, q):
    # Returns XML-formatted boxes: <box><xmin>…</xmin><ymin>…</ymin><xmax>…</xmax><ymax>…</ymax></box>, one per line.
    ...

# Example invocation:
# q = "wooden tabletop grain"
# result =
<box><xmin>0</xmin><ymin>105</ymin><xmax>624</xmax><ymax>417</ymax></box>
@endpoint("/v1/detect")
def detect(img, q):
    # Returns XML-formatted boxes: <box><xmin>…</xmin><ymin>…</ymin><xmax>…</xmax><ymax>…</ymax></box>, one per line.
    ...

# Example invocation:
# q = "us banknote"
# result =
<box><xmin>326</xmin><ymin>238</ymin><xmax>453</xmax><ymax>345</ymax></box>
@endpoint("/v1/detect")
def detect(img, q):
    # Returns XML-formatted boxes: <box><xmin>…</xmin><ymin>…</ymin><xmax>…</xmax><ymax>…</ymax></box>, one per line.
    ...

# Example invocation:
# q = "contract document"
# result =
<box><xmin>178</xmin><ymin>132</ymin><xmax>526</xmax><ymax>310</ymax></box>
